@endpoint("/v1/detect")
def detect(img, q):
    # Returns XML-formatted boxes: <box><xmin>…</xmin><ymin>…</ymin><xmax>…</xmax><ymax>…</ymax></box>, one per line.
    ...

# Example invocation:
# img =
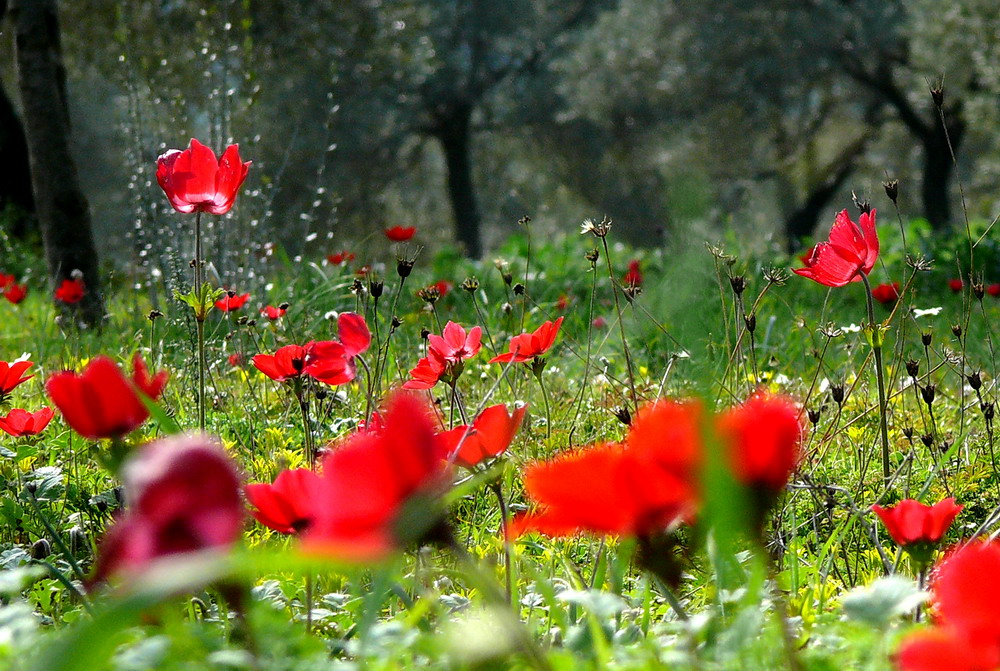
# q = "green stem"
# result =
<box><xmin>535</xmin><ymin>368</ymin><xmax>552</xmax><ymax>440</ymax></box>
<box><xmin>861</xmin><ymin>272</ymin><xmax>891</xmax><ymax>483</ymax></box>
<box><xmin>601</xmin><ymin>237</ymin><xmax>639</xmax><ymax>412</ymax></box>
<box><xmin>490</xmin><ymin>481</ymin><xmax>513</xmax><ymax>604</ymax></box>
<box><xmin>194</xmin><ymin>210</ymin><xmax>207</xmax><ymax>432</ymax></box>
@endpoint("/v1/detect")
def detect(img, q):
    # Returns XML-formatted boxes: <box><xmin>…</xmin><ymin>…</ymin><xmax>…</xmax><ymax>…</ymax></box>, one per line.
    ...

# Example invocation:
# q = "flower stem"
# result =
<box><xmin>194</xmin><ymin>210</ymin><xmax>207</xmax><ymax>432</ymax></box>
<box><xmin>535</xmin><ymin>368</ymin><xmax>552</xmax><ymax>440</ymax></box>
<box><xmin>861</xmin><ymin>272</ymin><xmax>891</xmax><ymax>483</ymax></box>
<box><xmin>490</xmin><ymin>481</ymin><xmax>513</xmax><ymax>604</ymax></box>
<box><xmin>600</xmin><ymin>237</ymin><xmax>639</xmax><ymax>412</ymax></box>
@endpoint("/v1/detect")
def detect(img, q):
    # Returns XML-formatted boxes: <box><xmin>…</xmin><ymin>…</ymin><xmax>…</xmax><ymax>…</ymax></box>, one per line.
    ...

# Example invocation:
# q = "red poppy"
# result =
<box><xmin>0</xmin><ymin>360</ymin><xmax>33</xmax><ymax>398</ymax></box>
<box><xmin>402</xmin><ymin>350</ymin><xmax>447</xmax><ymax>390</ymax></box>
<box><xmin>215</xmin><ymin>292</ymin><xmax>250</xmax><ymax>312</ymax></box>
<box><xmin>512</xmin><ymin>400</ymin><xmax>703</xmax><ymax>539</ymax></box>
<box><xmin>384</xmin><ymin>226</ymin><xmax>416</xmax><ymax>242</ymax></box>
<box><xmin>156</xmin><ymin>138</ymin><xmax>251</xmax><ymax>215</ymax></box>
<box><xmin>91</xmin><ymin>434</ymin><xmax>243</xmax><ymax>583</ymax></box>
<box><xmin>260</xmin><ymin>305</ymin><xmax>286</xmax><ymax>320</ymax></box>
<box><xmin>717</xmin><ymin>393</ymin><xmax>804</xmax><ymax>494</ymax></box>
<box><xmin>246</xmin><ymin>468</ymin><xmax>323</xmax><ymax>535</ymax></box>
<box><xmin>0</xmin><ymin>273</ymin><xmax>13</xmax><ymax>288</ymax></box>
<box><xmin>794</xmin><ymin>209</ymin><xmax>879</xmax><ymax>287</ymax></box>
<box><xmin>434</xmin><ymin>280</ymin><xmax>452</xmax><ymax>297</ymax></box>
<box><xmin>303</xmin><ymin>313</ymin><xmax>372</xmax><ymax>386</ymax></box>
<box><xmin>46</xmin><ymin>355</ymin><xmax>168</xmax><ymax>440</ymax></box>
<box><xmin>132</xmin><ymin>353</ymin><xmax>170</xmax><ymax>400</ymax></box>
<box><xmin>252</xmin><ymin>344</ymin><xmax>309</xmax><ymax>382</ymax></box>
<box><xmin>489</xmin><ymin>317</ymin><xmax>565</xmax><ymax>364</ymax></box>
<box><xmin>228</xmin><ymin>353</ymin><xmax>245</xmax><ymax>368</ymax></box>
<box><xmin>896</xmin><ymin>540</ymin><xmax>1000</xmax><ymax>671</ymax></box>
<box><xmin>302</xmin><ymin>392</ymin><xmax>450</xmax><ymax>560</ymax></box>
<box><xmin>0</xmin><ymin>407</ymin><xmax>54</xmax><ymax>437</ymax></box>
<box><xmin>623</xmin><ymin>260</ymin><xmax>643</xmax><ymax>286</ymax></box>
<box><xmin>54</xmin><ymin>277</ymin><xmax>85</xmax><ymax>304</ymax></box>
<box><xmin>327</xmin><ymin>251</ymin><xmax>355</xmax><ymax>266</ymax></box>
<box><xmin>871</xmin><ymin>498</ymin><xmax>962</xmax><ymax>550</ymax></box>
<box><xmin>871</xmin><ymin>282</ymin><xmax>900</xmax><ymax>304</ymax></box>
<box><xmin>3</xmin><ymin>284</ymin><xmax>27</xmax><ymax>304</ymax></box>
<box><xmin>439</xmin><ymin>403</ymin><xmax>528</xmax><ymax>469</ymax></box>
<box><xmin>949</xmin><ymin>278</ymin><xmax>964</xmax><ymax>293</ymax></box>
<box><xmin>427</xmin><ymin>322</ymin><xmax>482</xmax><ymax>365</ymax></box>
<box><xmin>988</xmin><ymin>283</ymin><xmax>1000</xmax><ymax>298</ymax></box>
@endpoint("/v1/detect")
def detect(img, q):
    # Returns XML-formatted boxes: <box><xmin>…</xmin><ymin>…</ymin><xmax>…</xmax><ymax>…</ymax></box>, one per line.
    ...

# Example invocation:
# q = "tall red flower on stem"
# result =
<box><xmin>872</xmin><ymin>498</ymin><xmax>962</xmax><ymax>567</ymax></box>
<box><xmin>54</xmin><ymin>278</ymin><xmax>85</xmax><ymax>304</ymax></box>
<box><xmin>91</xmin><ymin>434</ymin><xmax>243</xmax><ymax>584</ymax></box>
<box><xmin>156</xmin><ymin>139</ymin><xmax>251</xmax><ymax>215</ymax></box>
<box><xmin>0</xmin><ymin>408</ymin><xmax>54</xmax><ymax>437</ymax></box>
<box><xmin>489</xmin><ymin>317</ymin><xmax>565</xmax><ymax>364</ymax></box>
<box><xmin>794</xmin><ymin>209</ymin><xmax>879</xmax><ymax>287</ymax></box>
<box><xmin>214</xmin><ymin>292</ymin><xmax>250</xmax><ymax>312</ymax></box>
<box><xmin>438</xmin><ymin>403</ymin><xmax>527</xmax><ymax>469</ymax></box>
<box><xmin>896</xmin><ymin>540</ymin><xmax>1000</xmax><ymax>671</ymax></box>
<box><xmin>261</xmin><ymin>305</ymin><xmax>286</xmax><ymax>320</ymax></box>
<box><xmin>46</xmin><ymin>355</ymin><xmax>168</xmax><ymax>440</ymax></box>
<box><xmin>717</xmin><ymin>392</ymin><xmax>804</xmax><ymax>495</ymax></box>
<box><xmin>384</xmin><ymin>226</ymin><xmax>416</xmax><ymax>242</ymax></box>
<box><xmin>246</xmin><ymin>469</ymin><xmax>323</xmax><ymax>535</ymax></box>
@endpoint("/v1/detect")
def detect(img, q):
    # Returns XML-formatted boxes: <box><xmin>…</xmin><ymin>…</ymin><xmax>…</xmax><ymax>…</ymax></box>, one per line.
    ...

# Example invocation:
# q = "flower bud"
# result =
<box><xmin>922</xmin><ymin>332</ymin><xmax>933</xmax><ymax>347</ymax></box>
<box><xmin>807</xmin><ymin>408</ymin><xmax>821</xmax><ymax>425</ymax></box>
<box><xmin>906</xmin><ymin>359</ymin><xmax>920</xmax><ymax>378</ymax></box>
<box><xmin>968</xmin><ymin>371</ymin><xmax>983</xmax><ymax>390</ymax></box>
<box><xmin>744</xmin><ymin>312</ymin><xmax>756</xmax><ymax>334</ymax></box>
<box><xmin>612</xmin><ymin>406</ymin><xmax>632</xmax><ymax>426</ymax></box>
<box><xmin>461</xmin><ymin>277</ymin><xmax>479</xmax><ymax>293</ymax></box>
<box><xmin>921</xmin><ymin>384</ymin><xmax>936</xmax><ymax>406</ymax></box>
<box><xmin>30</xmin><ymin>538</ymin><xmax>51</xmax><ymax>560</ymax></box>
<box><xmin>831</xmin><ymin>384</ymin><xmax>845</xmax><ymax>406</ymax></box>
<box><xmin>883</xmin><ymin>179</ymin><xmax>898</xmax><ymax>204</ymax></box>
<box><xmin>369</xmin><ymin>280</ymin><xmax>384</xmax><ymax>299</ymax></box>
<box><xmin>513</xmin><ymin>283</ymin><xmax>525</xmax><ymax>296</ymax></box>
<box><xmin>729</xmin><ymin>275</ymin><xmax>746</xmax><ymax>296</ymax></box>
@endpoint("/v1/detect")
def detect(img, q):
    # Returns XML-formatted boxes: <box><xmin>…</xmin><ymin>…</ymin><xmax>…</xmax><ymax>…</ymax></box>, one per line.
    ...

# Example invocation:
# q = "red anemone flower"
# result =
<box><xmin>427</xmin><ymin>322</ymin><xmax>482</xmax><ymax>365</ymax></box>
<box><xmin>0</xmin><ymin>407</ymin><xmax>54</xmax><ymax>437</ymax></box>
<box><xmin>384</xmin><ymin>226</ymin><xmax>416</xmax><ymax>242</ymax></box>
<box><xmin>871</xmin><ymin>282</ymin><xmax>900</xmax><ymax>304</ymax></box>
<box><xmin>156</xmin><ymin>138</ymin><xmax>251</xmax><ymax>215</ymax></box>
<box><xmin>896</xmin><ymin>540</ymin><xmax>1000</xmax><ymax>671</ymax></box>
<box><xmin>4</xmin><ymin>284</ymin><xmax>27</xmax><ymax>304</ymax></box>
<box><xmin>402</xmin><ymin>350</ymin><xmax>447</xmax><ymax>390</ymax></box>
<box><xmin>252</xmin><ymin>344</ymin><xmax>308</xmax><ymax>382</ymax></box>
<box><xmin>623</xmin><ymin>260</ymin><xmax>643</xmax><ymax>286</ymax></box>
<box><xmin>871</xmin><ymin>498</ymin><xmax>962</xmax><ymax>552</ymax></box>
<box><xmin>302</xmin><ymin>393</ymin><xmax>450</xmax><ymax>560</ymax></box>
<box><xmin>215</xmin><ymin>292</ymin><xmax>250</xmax><ymax>312</ymax></box>
<box><xmin>303</xmin><ymin>312</ymin><xmax>372</xmax><ymax>386</ymax></box>
<box><xmin>439</xmin><ymin>403</ymin><xmax>528</xmax><ymax>469</ymax></box>
<box><xmin>46</xmin><ymin>355</ymin><xmax>168</xmax><ymax>440</ymax></box>
<box><xmin>327</xmin><ymin>251</ymin><xmax>355</xmax><ymax>265</ymax></box>
<box><xmin>434</xmin><ymin>280</ymin><xmax>452</xmax><ymax>297</ymax></box>
<box><xmin>0</xmin><ymin>273</ymin><xmax>13</xmax><ymax>288</ymax></box>
<box><xmin>260</xmin><ymin>305</ymin><xmax>286</xmax><ymax>320</ymax></box>
<box><xmin>489</xmin><ymin>317</ymin><xmax>565</xmax><ymax>364</ymax></box>
<box><xmin>91</xmin><ymin>434</ymin><xmax>243</xmax><ymax>583</ymax></box>
<box><xmin>228</xmin><ymin>353</ymin><xmax>245</xmax><ymax>368</ymax></box>
<box><xmin>717</xmin><ymin>393</ymin><xmax>804</xmax><ymax>495</ymax></box>
<box><xmin>245</xmin><ymin>469</ymin><xmax>323</xmax><ymax>535</ymax></box>
<box><xmin>948</xmin><ymin>278</ymin><xmax>964</xmax><ymax>292</ymax></box>
<box><xmin>54</xmin><ymin>277</ymin><xmax>85</xmax><ymax>304</ymax></box>
<box><xmin>794</xmin><ymin>209</ymin><xmax>879</xmax><ymax>287</ymax></box>
<box><xmin>988</xmin><ymin>283</ymin><xmax>1000</xmax><ymax>298</ymax></box>
<box><xmin>0</xmin><ymin>360</ymin><xmax>33</xmax><ymax>398</ymax></box>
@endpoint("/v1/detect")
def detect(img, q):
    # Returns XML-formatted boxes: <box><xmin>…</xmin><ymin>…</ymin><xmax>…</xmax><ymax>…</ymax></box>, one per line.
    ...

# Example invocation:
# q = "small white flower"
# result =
<box><xmin>913</xmin><ymin>306</ymin><xmax>943</xmax><ymax>318</ymax></box>
<box><xmin>841</xmin><ymin>323</ymin><xmax>862</xmax><ymax>333</ymax></box>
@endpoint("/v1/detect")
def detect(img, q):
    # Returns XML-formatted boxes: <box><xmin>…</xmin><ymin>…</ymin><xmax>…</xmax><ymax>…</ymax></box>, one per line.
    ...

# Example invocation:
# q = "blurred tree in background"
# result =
<box><xmin>1</xmin><ymin>0</ymin><xmax>999</xmax><ymax>285</ymax></box>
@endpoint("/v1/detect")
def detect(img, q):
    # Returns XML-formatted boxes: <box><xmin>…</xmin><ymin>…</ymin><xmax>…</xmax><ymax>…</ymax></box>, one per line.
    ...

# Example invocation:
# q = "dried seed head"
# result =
<box><xmin>921</xmin><ymin>433</ymin><xmax>934</xmax><ymax>447</ymax></box>
<box><xmin>501</xmin><ymin>302</ymin><xmax>513</xmax><ymax>314</ymax></box>
<box><xmin>883</xmin><ymin>179</ymin><xmax>899</xmax><ymax>203</ymax></box>
<box><xmin>819</xmin><ymin>323</ymin><xmax>843</xmax><ymax>339</ymax></box>
<box><xmin>461</xmin><ymin>277</ymin><xmax>479</xmax><ymax>293</ymax></box>
<box><xmin>763</xmin><ymin>266</ymin><xmax>789</xmax><ymax>286</ymax></box>
<box><xmin>729</xmin><ymin>275</ymin><xmax>746</xmax><ymax>296</ymax></box>
<box><xmin>314</xmin><ymin>388</ymin><xmax>328</xmax><ymax>400</ymax></box>
<box><xmin>968</xmin><ymin>371</ymin><xmax>983</xmax><ymax>390</ymax></box>
<box><xmin>982</xmin><ymin>401</ymin><xmax>995</xmax><ymax>421</ymax></box>
<box><xmin>396</xmin><ymin>258</ymin><xmax>415</xmax><ymax>278</ymax></box>
<box><xmin>351</xmin><ymin>278</ymin><xmax>365</xmax><ymax>295</ymax></box>
<box><xmin>513</xmin><ymin>283</ymin><xmax>525</xmax><ymax>296</ymax></box>
<box><xmin>612</xmin><ymin>406</ymin><xmax>632</xmax><ymax>426</ymax></box>
<box><xmin>417</xmin><ymin>286</ymin><xmax>441</xmax><ymax>304</ymax></box>
<box><xmin>744</xmin><ymin>312</ymin><xmax>757</xmax><ymax>333</ymax></box>
<box><xmin>278</xmin><ymin>302</ymin><xmax>290</xmax><ymax>310</ymax></box>
<box><xmin>580</xmin><ymin>216</ymin><xmax>612</xmax><ymax>238</ymax></box>
<box><xmin>852</xmin><ymin>191</ymin><xmax>872</xmax><ymax>214</ymax></box>
<box><xmin>30</xmin><ymin>538</ymin><xmax>51</xmax><ymax>561</ymax></box>
<box><xmin>921</xmin><ymin>332</ymin><xmax>933</xmax><ymax>347</ymax></box>
<box><xmin>807</xmin><ymin>408</ymin><xmax>821</xmax><ymax>425</ymax></box>
<box><xmin>585</xmin><ymin>248</ymin><xmax>600</xmax><ymax>265</ymax></box>
<box><xmin>951</xmin><ymin>323</ymin><xmax>963</xmax><ymax>338</ymax></box>
<box><xmin>623</xmin><ymin>284</ymin><xmax>642</xmax><ymax>302</ymax></box>
<box><xmin>920</xmin><ymin>384</ymin><xmax>936</xmax><ymax>406</ymax></box>
<box><xmin>906</xmin><ymin>359</ymin><xmax>920</xmax><ymax>378</ymax></box>
<box><xmin>391</xmin><ymin>316</ymin><xmax>402</xmax><ymax>328</ymax></box>
<box><xmin>831</xmin><ymin>384</ymin><xmax>845</xmax><ymax>406</ymax></box>
<box><xmin>237</xmin><ymin>316</ymin><xmax>249</xmax><ymax>326</ymax></box>
<box><xmin>147</xmin><ymin>309</ymin><xmax>163</xmax><ymax>321</ymax></box>
<box><xmin>420</xmin><ymin>328</ymin><xmax>431</xmax><ymax>340</ymax></box>
<box><xmin>906</xmin><ymin>254</ymin><xmax>934</xmax><ymax>272</ymax></box>
<box><xmin>902</xmin><ymin>425</ymin><xmax>914</xmax><ymax>441</ymax></box>
<box><xmin>974</xmin><ymin>281</ymin><xmax>986</xmax><ymax>301</ymax></box>
<box><xmin>369</xmin><ymin>279</ymin><xmax>384</xmax><ymax>299</ymax></box>
<box><xmin>930</xmin><ymin>81</ymin><xmax>945</xmax><ymax>108</ymax></box>
<box><xmin>246</xmin><ymin>319</ymin><xmax>257</xmax><ymax>328</ymax></box>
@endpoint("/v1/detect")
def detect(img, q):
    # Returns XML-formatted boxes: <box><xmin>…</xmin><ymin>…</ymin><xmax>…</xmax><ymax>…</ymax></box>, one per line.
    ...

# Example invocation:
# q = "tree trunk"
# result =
<box><xmin>433</xmin><ymin>102</ymin><xmax>483</xmax><ymax>258</ymax></box>
<box><xmin>11</xmin><ymin>0</ymin><xmax>104</xmax><ymax>326</ymax></box>
<box><xmin>921</xmin><ymin>120</ymin><xmax>963</xmax><ymax>231</ymax></box>
<box><xmin>0</xmin><ymin>83</ymin><xmax>35</xmax><ymax>236</ymax></box>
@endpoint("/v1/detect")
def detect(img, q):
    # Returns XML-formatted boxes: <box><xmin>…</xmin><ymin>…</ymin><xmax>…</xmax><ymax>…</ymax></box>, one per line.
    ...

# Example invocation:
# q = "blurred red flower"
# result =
<box><xmin>246</xmin><ymin>468</ymin><xmax>323</xmax><ymax>535</ymax></box>
<box><xmin>156</xmin><ymin>138</ymin><xmax>251</xmax><ymax>215</ymax></box>
<box><xmin>871</xmin><ymin>498</ymin><xmax>962</xmax><ymax>555</ymax></box>
<box><xmin>988</xmin><ymin>283</ymin><xmax>1000</xmax><ymax>298</ymax></box>
<box><xmin>717</xmin><ymin>393</ymin><xmax>804</xmax><ymax>495</ymax></box>
<box><xmin>489</xmin><ymin>317</ymin><xmax>564</xmax><ymax>364</ymax></box>
<box><xmin>623</xmin><ymin>259</ymin><xmax>643</xmax><ymax>286</ymax></box>
<box><xmin>302</xmin><ymin>393</ymin><xmax>451</xmax><ymax>560</ymax></box>
<box><xmin>384</xmin><ymin>226</ymin><xmax>416</xmax><ymax>242</ymax></box>
<box><xmin>794</xmin><ymin>209</ymin><xmax>879</xmax><ymax>287</ymax></box>
<box><xmin>949</xmin><ymin>278</ymin><xmax>964</xmax><ymax>292</ymax></box>
<box><xmin>260</xmin><ymin>305</ymin><xmax>286</xmax><ymax>320</ymax></box>
<box><xmin>227</xmin><ymin>352</ymin><xmax>245</xmax><ymax>368</ymax></box>
<box><xmin>0</xmin><ymin>407</ymin><xmax>54</xmax><ymax>437</ymax></box>
<box><xmin>46</xmin><ymin>355</ymin><xmax>168</xmax><ymax>440</ymax></box>
<box><xmin>327</xmin><ymin>251</ymin><xmax>355</xmax><ymax>265</ymax></box>
<box><xmin>0</xmin><ymin>273</ymin><xmax>13</xmax><ymax>288</ymax></box>
<box><xmin>0</xmin><ymin>360</ymin><xmax>33</xmax><ymax>398</ymax></box>
<box><xmin>439</xmin><ymin>403</ymin><xmax>527</xmax><ymax>469</ymax></box>
<box><xmin>54</xmin><ymin>277</ymin><xmax>85</xmax><ymax>304</ymax></box>
<box><xmin>434</xmin><ymin>280</ymin><xmax>452</xmax><ymax>297</ymax></box>
<box><xmin>896</xmin><ymin>540</ymin><xmax>1000</xmax><ymax>671</ymax></box>
<box><xmin>91</xmin><ymin>434</ymin><xmax>243</xmax><ymax>583</ymax></box>
<box><xmin>871</xmin><ymin>282</ymin><xmax>900</xmax><ymax>304</ymax></box>
<box><xmin>215</xmin><ymin>292</ymin><xmax>250</xmax><ymax>312</ymax></box>
<box><xmin>3</xmin><ymin>283</ymin><xmax>27</xmax><ymax>304</ymax></box>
